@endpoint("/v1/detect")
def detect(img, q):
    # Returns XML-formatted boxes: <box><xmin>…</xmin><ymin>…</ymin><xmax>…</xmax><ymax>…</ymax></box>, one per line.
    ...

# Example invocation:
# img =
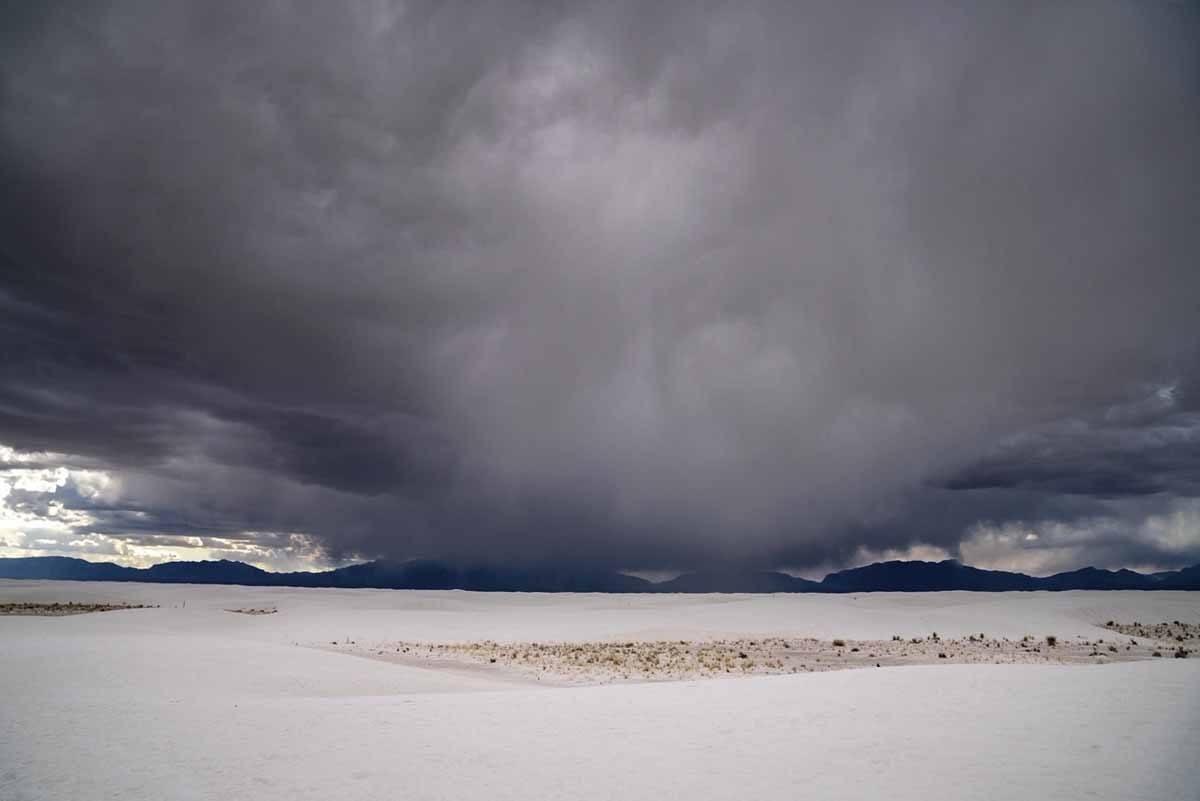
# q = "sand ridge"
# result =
<box><xmin>0</xmin><ymin>601</ymin><xmax>157</xmax><ymax>616</ymax></box>
<box><xmin>314</xmin><ymin>621</ymin><xmax>1198</xmax><ymax>685</ymax></box>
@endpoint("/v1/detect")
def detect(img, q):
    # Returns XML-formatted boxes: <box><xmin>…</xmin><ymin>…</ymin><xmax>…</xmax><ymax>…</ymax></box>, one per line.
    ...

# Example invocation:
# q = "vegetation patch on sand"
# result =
<box><xmin>1102</xmin><ymin>620</ymin><xmax>1197</xmax><ymax>658</ymax></box>
<box><xmin>1102</xmin><ymin>620</ymin><xmax>1199</xmax><ymax>643</ymax></box>
<box><xmin>319</xmin><ymin>623</ymin><xmax>1197</xmax><ymax>684</ymax></box>
<box><xmin>225</xmin><ymin>607</ymin><xmax>278</xmax><ymax>615</ymax></box>
<box><xmin>0</xmin><ymin>601</ymin><xmax>157</xmax><ymax>616</ymax></box>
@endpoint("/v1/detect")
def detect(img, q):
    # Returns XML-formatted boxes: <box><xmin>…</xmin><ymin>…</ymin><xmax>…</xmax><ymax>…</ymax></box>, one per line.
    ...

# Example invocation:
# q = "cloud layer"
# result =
<box><xmin>2</xmin><ymin>1</ymin><xmax>1198</xmax><ymax>571</ymax></box>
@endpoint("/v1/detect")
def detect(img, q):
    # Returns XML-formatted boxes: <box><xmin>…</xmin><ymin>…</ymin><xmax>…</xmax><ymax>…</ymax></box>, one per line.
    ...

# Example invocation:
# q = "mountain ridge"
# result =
<box><xmin>1</xmin><ymin>556</ymin><xmax>1198</xmax><ymax>592</ymax></box>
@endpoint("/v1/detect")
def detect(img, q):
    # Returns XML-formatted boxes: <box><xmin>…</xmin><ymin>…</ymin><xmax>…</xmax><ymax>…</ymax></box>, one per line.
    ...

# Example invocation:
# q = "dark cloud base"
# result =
<box><xmin>1</xmin><ymin>1</ymin><xmax>1198</xmax><ymax>572</ymax></box>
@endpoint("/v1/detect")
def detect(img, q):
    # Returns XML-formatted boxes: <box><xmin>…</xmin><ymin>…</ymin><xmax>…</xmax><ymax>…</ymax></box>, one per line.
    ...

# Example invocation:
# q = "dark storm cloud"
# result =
<box><xmin>1</xmin><ymin>1</ymin><xmax>1199</xmax><ymax>570</ymax></box>
<box><xmin>945</xmin><ymin>407</ymin><xmax>1200</xmax><ymax>499</ymax></box>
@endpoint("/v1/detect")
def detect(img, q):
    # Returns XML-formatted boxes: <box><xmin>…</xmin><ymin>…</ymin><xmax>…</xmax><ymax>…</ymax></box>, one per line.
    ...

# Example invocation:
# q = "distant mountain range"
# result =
<box><xmin>2</xmin><ymin>555</ymin><xmax>1199</xmax><ymax>593</ymax></box>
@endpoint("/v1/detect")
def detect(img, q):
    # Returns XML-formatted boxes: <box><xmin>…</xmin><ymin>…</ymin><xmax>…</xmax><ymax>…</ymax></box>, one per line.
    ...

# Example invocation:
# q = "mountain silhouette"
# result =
<box><xmin>655</xmin><ymin>569</ymin><xmax>821</xmax><ymax>593</ymax></box>
<box><xmin>1</xmin><ymin>555</ymin><xmax>1198</xmax><ymax>592</ymax></box>
<box><xmin>0</xmin><ymin>556</ymin><xmax>652</xmax><ymax>593</ymax></box>
<box><xmin>819</xmin><ymin>559</ymin><xmax>1039</xmax><ymax>592</ymax></box>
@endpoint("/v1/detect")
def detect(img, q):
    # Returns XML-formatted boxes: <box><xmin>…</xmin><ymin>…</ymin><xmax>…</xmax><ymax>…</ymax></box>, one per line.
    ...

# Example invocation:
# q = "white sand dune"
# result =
<box><xmin>2</xmin><ymin>580</ymin><xmax>1198</xmax><ymax>800</ymax></box>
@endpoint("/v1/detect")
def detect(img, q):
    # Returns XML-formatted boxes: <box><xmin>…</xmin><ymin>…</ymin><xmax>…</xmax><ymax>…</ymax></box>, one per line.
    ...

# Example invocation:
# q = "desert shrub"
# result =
<box><xmin>1175</xmin><ymin>648</ymin><xmax>1190</xmax><ymax>659</ymax></box>
<box><xmin>1045</xmin><ymin>635</ymin><xmax>1057</xmax><ymax>647</ymax></box>
<box><xmin>1152</xmin><ymin>651</ymin><xmax>1163</xmax><ymax>657</ymax></box>
<box><xmin>832</xmin><ymin>639</ymin><xmax>846</xmax><ymax>648</ymax></box>
<box><xmin>937</xmin><ymin>653</ymin><xmax>947</xmax><ymax>659</ymax></box>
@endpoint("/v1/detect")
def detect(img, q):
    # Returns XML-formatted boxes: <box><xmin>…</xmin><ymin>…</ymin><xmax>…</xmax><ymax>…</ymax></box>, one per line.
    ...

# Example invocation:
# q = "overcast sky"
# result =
<box><xmin>1</xmin><ymin>1</ymin><xmax>1198</xmax><ymax>575</ymax></box>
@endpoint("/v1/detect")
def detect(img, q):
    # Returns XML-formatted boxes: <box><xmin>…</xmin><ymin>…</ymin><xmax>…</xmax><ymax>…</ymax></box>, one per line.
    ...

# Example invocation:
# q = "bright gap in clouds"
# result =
<box><xmin>0</xmin><ymin>445</ymin><xmax>336</xmax><ymax>571</ymax></box>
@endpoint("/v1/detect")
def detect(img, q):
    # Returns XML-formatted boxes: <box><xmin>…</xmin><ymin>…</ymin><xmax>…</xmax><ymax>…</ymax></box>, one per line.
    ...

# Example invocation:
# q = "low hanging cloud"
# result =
<box><xmin>1</xmin><ymin>1</ymin><xmax>1198</xmax><ymax>572</ymax></box>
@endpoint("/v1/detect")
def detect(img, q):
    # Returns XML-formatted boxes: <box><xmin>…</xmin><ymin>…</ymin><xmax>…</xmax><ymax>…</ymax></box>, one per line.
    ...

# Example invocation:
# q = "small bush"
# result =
<box><xmin>1175</xmin><ymin>648</ymin><xmax>1190</xmax><ymax>659</ymax></box>
<box><xmin>937</xmin><ymin>652</ymin><xmax>947</xmax><ymax>659</ymax></box>
<box><xmin>1045</xmin><ymin>635</ymin><xmax>1057</xmax><ymax>647</ymax></box>
<box><xmin>832</xmin><ymin>639</ymin><xmax>846</xmax><ymax>648</ymax></box>
<box><xmin>1152</xmin><ymin>651</ymin><xmax>1163</xmax><ymax>658</ymax></box>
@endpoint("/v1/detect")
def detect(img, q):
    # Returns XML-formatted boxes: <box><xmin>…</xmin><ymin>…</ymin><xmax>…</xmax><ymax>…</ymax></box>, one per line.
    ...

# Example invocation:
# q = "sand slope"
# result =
<box><xmin>2</xmin><ymin>581</ymin><xmax>1198</xmax><ymax>800</ymax></box>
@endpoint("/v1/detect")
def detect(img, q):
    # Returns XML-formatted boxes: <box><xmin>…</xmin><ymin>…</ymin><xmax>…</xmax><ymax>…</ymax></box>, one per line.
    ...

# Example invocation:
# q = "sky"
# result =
<box><xmin>1</xmin><ymin>1</ymin><xmax>1198</xmax><ymax>576</ymax></box>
